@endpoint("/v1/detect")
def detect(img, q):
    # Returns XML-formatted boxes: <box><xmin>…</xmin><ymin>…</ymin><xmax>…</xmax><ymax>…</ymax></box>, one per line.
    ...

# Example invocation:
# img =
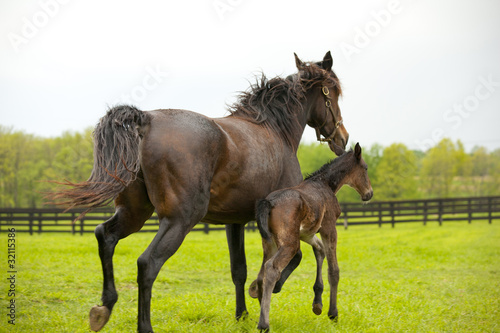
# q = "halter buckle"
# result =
<box><xmin>322</xmin><ymin>86</ymin><xmax>330</xmax><ymax>96</ymax></box>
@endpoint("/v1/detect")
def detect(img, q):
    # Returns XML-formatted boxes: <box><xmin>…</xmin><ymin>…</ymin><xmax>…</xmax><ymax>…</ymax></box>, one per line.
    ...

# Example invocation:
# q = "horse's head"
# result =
<box><xmin>334</xmin><ymin>142</ymin><xmax>373</xmax><ymax>202</ymax></box>
<box><xmin>295</xmin><ymin>51</ymin><xmax>349</xmax><ymax>150</ymax></box>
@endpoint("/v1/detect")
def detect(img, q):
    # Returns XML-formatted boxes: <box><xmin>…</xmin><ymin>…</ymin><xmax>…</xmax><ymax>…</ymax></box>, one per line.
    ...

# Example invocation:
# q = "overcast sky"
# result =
<box><xmin>1</xmin><ymin>0</ymin><xmax>499</xmax><ymax>152</ymax></box>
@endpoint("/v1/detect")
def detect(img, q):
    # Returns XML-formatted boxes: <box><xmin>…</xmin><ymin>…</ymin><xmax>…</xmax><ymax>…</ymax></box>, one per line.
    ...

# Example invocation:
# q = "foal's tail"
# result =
<box><xmin>256</xmin><ymin>199</ymin><xmax>273</xmax><ymax>240</ymax></box>
<box><xmin>51</xmin><ymin>105</ymin><xmax>151</xmax><ymax>213</ymax></box>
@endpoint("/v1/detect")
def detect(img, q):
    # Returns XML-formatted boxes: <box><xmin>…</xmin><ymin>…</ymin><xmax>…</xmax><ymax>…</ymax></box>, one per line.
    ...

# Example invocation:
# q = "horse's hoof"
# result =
<box><xmin>313</xmin><ymin>303</ymin><xmax>323</xmax><ymax>315</ymax></box>
<box><xmin>89</xmin><ymin>305</ymin><xmax>111</xmax><ymax>332</ymax></box>
<box><xmin>328</xmin><ymin>312</ymin><xmax>339</xmax><ymax>322</ymax></box>
<box><xmin>248</xmin><ymin>280</ymin><xmax>259</xmax><ymax>299</ymax></box>
<box><xmin>236</xmin><ymin>309</ymin><xmax>249</xmax><ymax>321</ymax></box>
<box><xmin>257</xmin><ymin>324</ymin><xmax>270</xmax><ymax>332</ymax></box>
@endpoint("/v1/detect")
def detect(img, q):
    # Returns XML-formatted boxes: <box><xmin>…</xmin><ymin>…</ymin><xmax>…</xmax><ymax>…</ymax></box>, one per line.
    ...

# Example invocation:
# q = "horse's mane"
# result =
<box><xmin>228</xmin><ymin>63</ymin><xmax>342</xmax><ymax>147</ymax></box>
<box><xmin>305</xmin><ymin>147</ymin><xmax>353</xmax><ymax>181</ymax></box>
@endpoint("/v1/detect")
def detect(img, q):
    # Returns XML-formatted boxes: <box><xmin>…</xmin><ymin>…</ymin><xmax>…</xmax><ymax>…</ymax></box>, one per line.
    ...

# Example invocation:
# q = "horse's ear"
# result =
<box><xmin>332</xmin><ymin>141</ymin><xmax>344</xmax><ymax>157</ymax></box>
<box><xmin>321</xmin><ymin>51</ymin><xmax>333</xmax><ymax>71</ymax></box>
<box><xmin>354</xmin><ymin>142</ymin><xmax>362</xmax><ymax>161</ymax></box>
<box><xmin>294</xmin><ymin>53</ymin><xmax>304</xmax><ymax>69</ymax></box>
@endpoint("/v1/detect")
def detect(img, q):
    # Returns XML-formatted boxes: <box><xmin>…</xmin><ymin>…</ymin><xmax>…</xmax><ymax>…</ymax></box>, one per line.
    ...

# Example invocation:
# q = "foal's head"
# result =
<box><xmin>333</xmin><ymin>142</ymin><xmax>373</xmax><ymax>202</ymax></box>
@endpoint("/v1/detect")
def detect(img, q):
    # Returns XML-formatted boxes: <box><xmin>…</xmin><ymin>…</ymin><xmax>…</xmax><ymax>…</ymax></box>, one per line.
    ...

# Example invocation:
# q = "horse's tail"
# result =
<box><xmin>51</xmin><ymin>105</ymin><xmax>151</xmax><ymax>213</ymax></box>
<box><xmin>256</xmin><ymin>199</ymin><xmax>273</xmax><ymax>241</ymax></box>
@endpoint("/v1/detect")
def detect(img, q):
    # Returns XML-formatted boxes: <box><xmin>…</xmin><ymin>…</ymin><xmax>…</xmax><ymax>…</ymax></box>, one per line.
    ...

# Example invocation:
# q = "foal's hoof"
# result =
<box><xmin>248</xmin><ymin>280</ymin><xmax>259</xmax><ymax>299</ymax></box>
<box><xmin>312</xmin><ymin>303</ymin><xmax>323</xmax><ymax>315</ymax></box>
<box><xmin>89</xmin><ymin>305</ymin><xmax>111</xmax><ymax>332</ymax></box>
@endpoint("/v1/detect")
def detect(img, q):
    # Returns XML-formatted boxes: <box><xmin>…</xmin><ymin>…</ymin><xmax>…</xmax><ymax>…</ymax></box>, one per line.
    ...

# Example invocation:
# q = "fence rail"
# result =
<box><xmin>1</xmin><ymin>196</ymin><xmax>499</xmax><ymax>234</ymax></box>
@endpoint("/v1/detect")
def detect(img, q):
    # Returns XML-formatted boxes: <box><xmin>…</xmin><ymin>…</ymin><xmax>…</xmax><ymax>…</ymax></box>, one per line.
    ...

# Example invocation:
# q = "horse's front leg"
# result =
<box><xmin>303</xmin><ymin>235</ymin><xmax>326</xmax><ymax>316</ymax></box>
<box><xmin>319</xmin><ymin>222</ymin><xmax>339</xmax><ymax>320</ymax></box>
<box><xmin>226</xmin><ymin>223</ymin><xmax>248</xmax><ymax>320</ymax></box>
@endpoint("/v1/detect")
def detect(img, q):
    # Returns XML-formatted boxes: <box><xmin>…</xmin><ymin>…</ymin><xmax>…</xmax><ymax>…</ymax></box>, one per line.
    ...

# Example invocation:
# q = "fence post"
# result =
<box><xmin>390</xmin><ymin>202</ymin><xmax>395</xmax><ymax>228</ymax></box>
<box><xmin>343</xmin><ymin>211</ymin><xmax>348</xmax><ymax>230</ymax></box>
<box><xmin>468</xmin><ymin>198</ymin><xmax>472</xmax><ymax>224</ymax></box>
<box><xmin>29</xmin><ymin>212</ymin><xmax>33</xmax><ymax>235</ymax></box>
<box><xmin>438</xmin><ymin>200</ymin><xmax>443</xmax><ymax>226</ymax></box>
<box><xmin>489</xmin><ymin>197</ymin><xmax>492</xmax><ymax>224</ymax></box>
<box><xmin>423</xmin><ymin>201</ymin><xmax>427</xmax><ymax>226</ymax></box>
<box><xmin>38</xmin><ymin>212</ymin><xmax>42</xmax><ymax>234</ymax></box>
<box><xmin>71</xmin><ymin>213</ymin><xmax>75</xmax><ymax>235</ymax></box>
<box><xmin>378</xmin><ymin>203</ymin><xmax>382</xmax><ymax>228</ymax></box>
<box><xmin>80</xmin><ymin>218</ymin><xmax>84</xmax><ymax>235</ymax></box>
<box><xmin>204</xmin><ymin>223</ymin><xmax>209</xmax><ymax>234</ymax></box>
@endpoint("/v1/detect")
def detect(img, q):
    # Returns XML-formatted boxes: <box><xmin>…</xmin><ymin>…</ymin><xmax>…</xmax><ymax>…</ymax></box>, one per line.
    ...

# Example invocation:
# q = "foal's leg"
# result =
<box><xmin>249</xmin><ymin>237</ymin><xmax>277</xmax><ymax>299</ymax></box>
<box><xmin>249</xmin><ymin>244</ymin><xmax>301</xmax><ymax>298</ymax></box>
<box><xmin>302</xmin><ymin>235</ymin><xmax>326</xmax><ymax>315</ymax></box>
<box><xmin>272</xmin><ymin>249</ymin><xmax>302</xmax><ymax>294</ymax></box>
<box><xmin>250</xmin><ymin>235</ymin><xmax>278</xmax><ymax>301</ymax></box>
<box><xmin>258</xmin><ymin>241</ymin><xmax>300</xmax><ymax>331</ymax></box>
<box><xmin>319</xmin><ymin>222</ymin><xmax>340</xmax><ymax>320</ymax></box>
<box><xmin>90</xmin><ymin>180</ymin><xmax>154</xmax><ymax>332</ymax></box>
<box><xmin>226</xmin><ymin>224</ymin><xmax>248</xmax><ymax>319</ymax></box>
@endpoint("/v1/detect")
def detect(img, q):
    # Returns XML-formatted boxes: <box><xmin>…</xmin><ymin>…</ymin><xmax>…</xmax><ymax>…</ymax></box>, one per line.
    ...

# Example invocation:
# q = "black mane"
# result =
<box><xmin>305</xmin><ymin>148</ymin><xmax>353</xmax><ymax>182</ymax></box>
<box><xmin>228</xmin><ymin>63</ymin><xmax>342</xmax><ymax>147</ymax></box>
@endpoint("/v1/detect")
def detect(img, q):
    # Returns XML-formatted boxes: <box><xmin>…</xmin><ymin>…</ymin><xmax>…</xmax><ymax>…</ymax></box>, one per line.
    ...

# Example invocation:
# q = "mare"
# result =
<box><xmin>250</xmin><ymin>143</ymin><xmax>373</xmax><ymax>331</ymax></box>
<box><xmin>53</xmin><ymin>52</ymin><xmax>349</xmax><ymax>333</ymax></box>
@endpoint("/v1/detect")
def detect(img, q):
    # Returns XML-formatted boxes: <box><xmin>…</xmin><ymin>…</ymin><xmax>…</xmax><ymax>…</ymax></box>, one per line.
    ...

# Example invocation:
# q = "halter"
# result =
<box><xmin>315</xmin><ymin>86</ymin><xmax>343</xmax><ymax>143</ymax></box>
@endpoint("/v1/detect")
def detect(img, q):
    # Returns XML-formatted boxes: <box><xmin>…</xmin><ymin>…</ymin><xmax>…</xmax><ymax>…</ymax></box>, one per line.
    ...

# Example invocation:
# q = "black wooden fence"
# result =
<box><xmin>0</xmin><ymin>196</ymin><xmax>499</xmax><ymax>235</ymax></box>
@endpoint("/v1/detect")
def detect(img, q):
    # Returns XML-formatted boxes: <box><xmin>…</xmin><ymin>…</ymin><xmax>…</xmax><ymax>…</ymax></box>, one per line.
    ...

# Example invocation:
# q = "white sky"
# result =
<box><xmin>1</xmin><ymin>0</ymin><xmax>500</xmax><ymax>152</ymax></box>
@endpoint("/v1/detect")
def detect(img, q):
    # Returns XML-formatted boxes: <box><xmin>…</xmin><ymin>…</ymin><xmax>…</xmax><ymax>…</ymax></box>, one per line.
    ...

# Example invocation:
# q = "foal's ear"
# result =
<box><xmin>354</xmin><ymin>142</ymin><xmax>362</xmax><ymax>161</ymax></box>
<box><xmin>332</xmin><ymin>141</ymin><xmax>345</xmax><ymax>157</ymax></box>
<box><xmin>321</xmin><ymin>51</ymin><xmax>333</xmax><ymax>71</ymax></box>
<box><xmin>294</xmin><ymin>52</ymin><xmax>304</xmax><ymax>69</ymax></box>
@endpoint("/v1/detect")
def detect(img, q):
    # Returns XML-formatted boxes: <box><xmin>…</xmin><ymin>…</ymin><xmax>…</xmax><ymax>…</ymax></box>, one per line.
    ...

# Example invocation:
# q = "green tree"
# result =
<box><xmin>374</xmin><ymin>143</ymin><xmax>418</xmax><ymax>200</ymax></box>
<box><xmin>420</xmin><ymin>138</ymin><xmax>457</xmax><ymax>198</ymax></box>
<box><xmin>469</xmin><ymin>146</ymin><xmax>494</xmax><ymax>196</ymax></box>
<box><xmin>0</xmin><ymin>127</ymin><xmax>94</xmax><ymax>207</ymax></box>
<box><xmin>297</xmin><ymin>142</ymin><xmax>334</xmax><ymax>177</ymax></box>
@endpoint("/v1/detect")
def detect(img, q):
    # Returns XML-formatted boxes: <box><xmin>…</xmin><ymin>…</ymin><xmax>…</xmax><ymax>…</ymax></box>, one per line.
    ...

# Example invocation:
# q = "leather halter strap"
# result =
<box><xmin>315</xmin><ymin>86</ymin><xmax>343</xmax><ymax>143</ymax></box>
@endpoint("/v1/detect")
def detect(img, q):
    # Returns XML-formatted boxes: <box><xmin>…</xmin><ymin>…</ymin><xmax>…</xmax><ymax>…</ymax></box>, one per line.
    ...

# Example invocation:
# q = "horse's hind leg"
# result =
<box><xmin>319</xmin><ymin>221</ymin><xmax>340</xmax><ymax>321</ymax></box>
<box><xmin>272</xmin><ymin>249</ymin><xmax>302</xmax><ymax>293</ymax></box>
<box><xmin>249</xmin><ymin>236</ymin><xmax>277</xmax><ymax>300</ymax></box>
<box><xmin>137</xmin><ymin>213</ymin><xmax>200</xmax><ymax>333</ymax></box>
<box><xmin>90</xmin><ymin>179</ymin><xmax>154</xmax><ymax>332</ymax></box>
<box><xmin>249</xmin><ymin>249</ymin><xmax>302</xmax><ymax>299</ymax></box>
<box><xmin>258</xmin><ymin>241</ymin><xmax>300</xmax><ymax>331</ymax></box>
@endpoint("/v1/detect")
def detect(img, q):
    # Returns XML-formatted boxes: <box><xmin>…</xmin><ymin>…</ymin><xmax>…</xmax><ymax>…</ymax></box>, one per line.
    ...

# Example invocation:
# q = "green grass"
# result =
<box><xmin>1</xmin><ymin>222</ymin><xmax>499</xmax><ymax>332</ymax></box>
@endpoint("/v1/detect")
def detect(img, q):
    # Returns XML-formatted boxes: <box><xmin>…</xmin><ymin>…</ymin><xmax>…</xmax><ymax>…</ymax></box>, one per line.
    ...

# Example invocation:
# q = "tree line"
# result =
<box><xmin>298</xmin><ymin>139</ymin><xmax>500</xmax><ymax>202</ymax></box>
<box><xmin>1</xmin><ymin>125</ymin><xmax>499</xmax><ymax>207</ymax></box>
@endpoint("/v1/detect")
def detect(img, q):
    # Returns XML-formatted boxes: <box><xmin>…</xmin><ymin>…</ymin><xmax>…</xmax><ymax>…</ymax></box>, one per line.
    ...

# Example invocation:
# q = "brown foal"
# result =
<box><xmin>250</xmin><ymin>143</ymin><xmax>373</xmax><ymax>331</ymax></box>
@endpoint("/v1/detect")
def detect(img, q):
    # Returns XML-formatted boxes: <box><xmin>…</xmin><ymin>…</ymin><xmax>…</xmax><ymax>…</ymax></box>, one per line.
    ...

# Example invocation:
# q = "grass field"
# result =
<box><xmin>2</xmin><ymin>221</ymin><xmax>499</xmax><ymax>332</ymax></box>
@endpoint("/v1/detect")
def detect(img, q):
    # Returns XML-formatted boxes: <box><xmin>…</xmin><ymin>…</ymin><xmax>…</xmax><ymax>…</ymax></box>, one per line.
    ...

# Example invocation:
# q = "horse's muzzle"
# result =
<box><xmin>362</xmin><ymin>190</ymin><xmax>373</xmax><ymax>202</ymax></box>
